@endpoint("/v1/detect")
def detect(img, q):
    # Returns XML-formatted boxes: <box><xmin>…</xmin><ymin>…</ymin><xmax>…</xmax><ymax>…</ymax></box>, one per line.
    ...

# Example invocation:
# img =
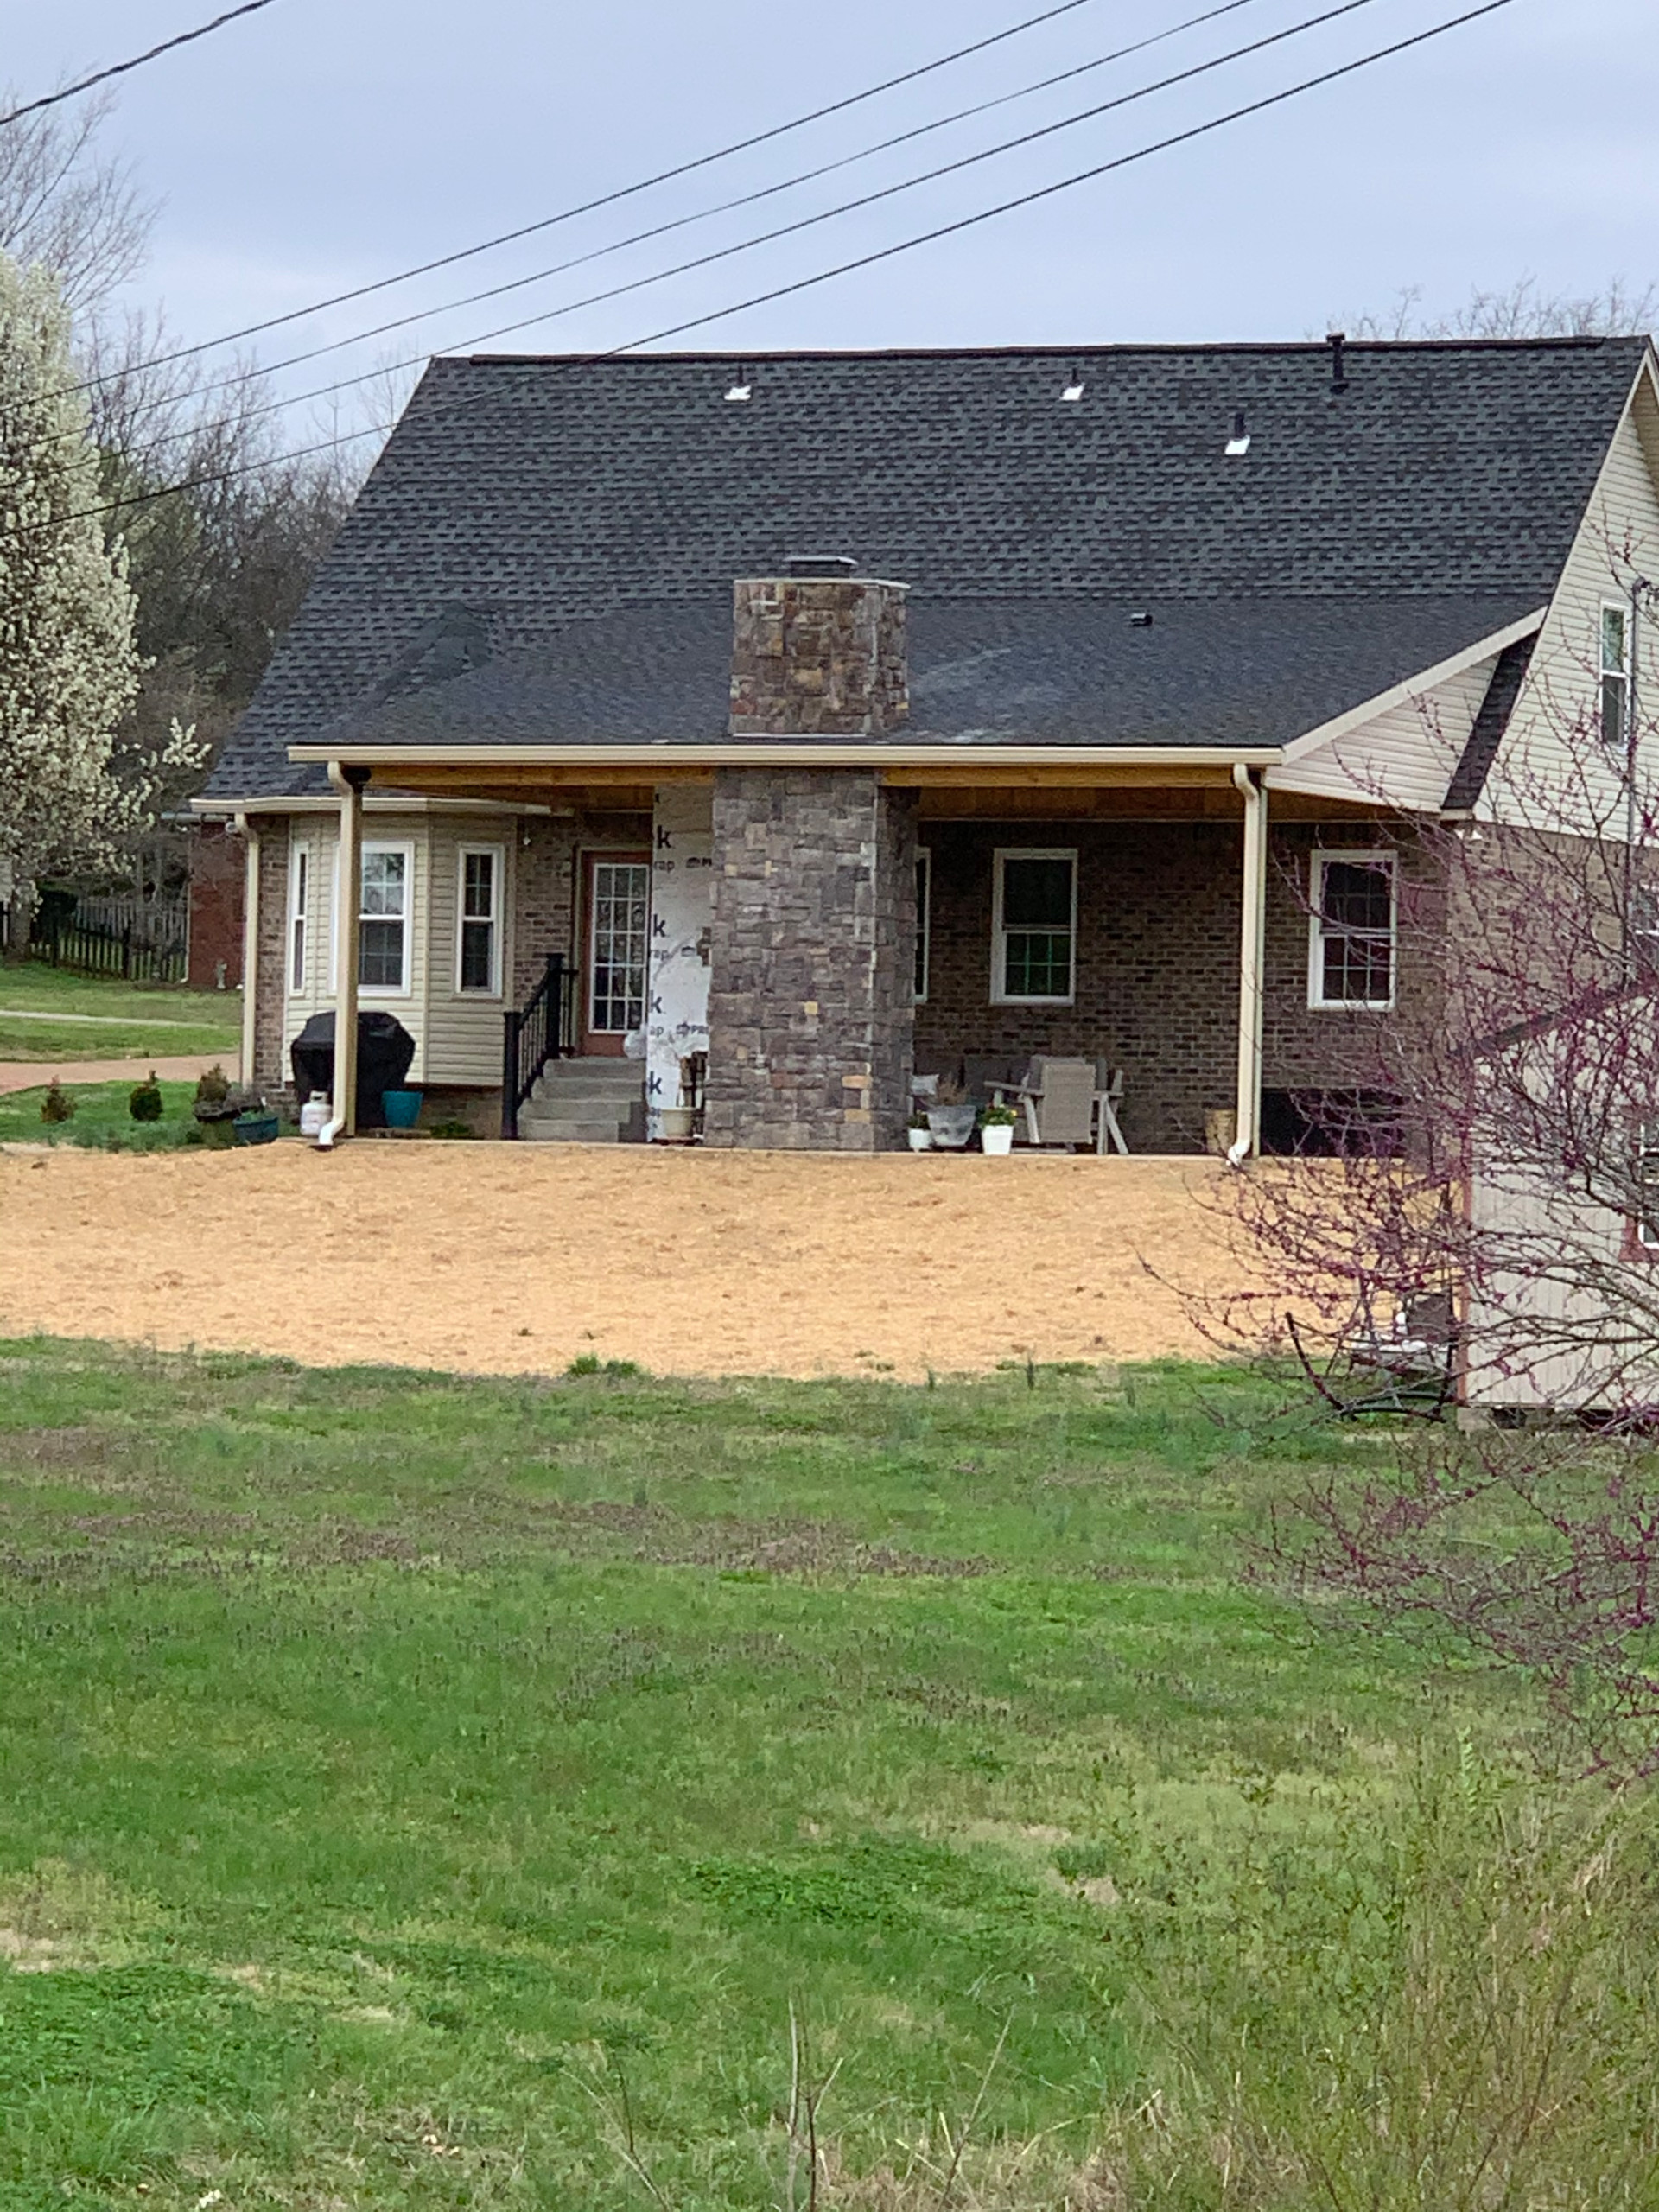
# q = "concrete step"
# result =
<box><xmin>530</xmin><ymin>1073</ymin><xmax>644</xmax><ymax>1103</ymax></box>
<box><xmin>519</xmin><ymin>1115</ymin><xmax>630</xmax><ymax>1144</ymax></box>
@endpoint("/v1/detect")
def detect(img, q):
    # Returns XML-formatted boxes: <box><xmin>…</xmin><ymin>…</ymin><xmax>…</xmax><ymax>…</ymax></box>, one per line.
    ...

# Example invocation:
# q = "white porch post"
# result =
<box><xmin>329</xmin><ymin>764</ymin><xmax>365</xmax><ymax>1136</ymax></box>
<box><xmin>235</xmin><ymin>813</ymin><xmax>260</xmax><ymax>1087</ymax></box>
<box><xmin>1231</xmin><ymin>764</ymin><xmax>1268</xmax><ymax>1160</ymax></box>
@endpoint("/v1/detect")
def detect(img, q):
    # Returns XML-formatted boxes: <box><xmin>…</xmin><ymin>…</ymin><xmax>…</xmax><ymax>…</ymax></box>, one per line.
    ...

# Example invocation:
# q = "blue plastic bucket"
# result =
<box><xmin>383</xmin><ymin>1089</ymin><xmax>423</xmax><ymax>1130</ymax></box>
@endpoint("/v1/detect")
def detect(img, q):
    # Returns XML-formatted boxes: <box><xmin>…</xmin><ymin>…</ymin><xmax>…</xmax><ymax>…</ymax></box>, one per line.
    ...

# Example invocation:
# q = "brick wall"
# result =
<box><xmin>250</xmin><ymin>814</ymin><xmax>290</xmax><ymax>1096</ymax></box>
<box><xmin>186</xmin><ymin>822</ymin><xmax>245</xmax><ymax>991</ymax></box>
<box><xmin>510</xmin><ymin>816</ymin><xmax>580</xmax><ymax>1003</ymax></box>
<box><xmin>704</xmin><ymin>768</ymin><xmax>917</xmax><ymax>1150</ymax></box>
<box><xmin>914</xmin><ymin>817</ymin><xmax>1420</xmax><ymax>1152</ymax></box>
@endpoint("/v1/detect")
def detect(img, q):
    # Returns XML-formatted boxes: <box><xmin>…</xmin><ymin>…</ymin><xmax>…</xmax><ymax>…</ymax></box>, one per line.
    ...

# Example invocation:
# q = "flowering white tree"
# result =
<box><xmin>0</xmin><ymin>250</ymin><xmax>143</xmax><ymax>938</ymax></box>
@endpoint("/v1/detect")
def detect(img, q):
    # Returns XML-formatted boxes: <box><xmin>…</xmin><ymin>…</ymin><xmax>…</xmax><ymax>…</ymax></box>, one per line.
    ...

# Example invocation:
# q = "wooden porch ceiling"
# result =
<box><xmin>354</xmin><ymin>759</ymin><xmax>1379</xmax><ymax>823</ymax></box>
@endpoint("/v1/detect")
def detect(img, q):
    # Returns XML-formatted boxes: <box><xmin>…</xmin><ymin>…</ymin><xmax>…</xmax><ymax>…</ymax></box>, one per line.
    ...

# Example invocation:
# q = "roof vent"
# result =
<box><xmin>1326</xmin><ymin>331</ymin><xmax>1348</xmax><ymax>393</ymax></box>
<box><xmin>725</xmin><ymin>365</ymin><xmax>753</xmax><ymax>401</ymax></box>
<box><xmin>1128</xmin><ymin>611</ymin><xmax>1154</xmax><ymax>629</ymax></box>
<box><xmin>1060</xmin><ymin>374</ymin><xmax>1085</xmax><ymax>402</ymax></box>
<box><xmin>785</xmin><ymin>553</ymin><xmax>860</xmax><ymax>579</ymax></box>
<box><xmin>1225</xmin><ymin>410</ymin><xmax>1251</xmax><ymax>456</ymax></box>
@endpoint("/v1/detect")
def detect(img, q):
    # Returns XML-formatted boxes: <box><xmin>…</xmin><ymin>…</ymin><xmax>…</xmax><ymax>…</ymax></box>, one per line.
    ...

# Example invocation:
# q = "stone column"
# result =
<box><xmin>703</xmin><ymin>767</ymin><xmax>918</xmax><ymax>1151</ymax></box>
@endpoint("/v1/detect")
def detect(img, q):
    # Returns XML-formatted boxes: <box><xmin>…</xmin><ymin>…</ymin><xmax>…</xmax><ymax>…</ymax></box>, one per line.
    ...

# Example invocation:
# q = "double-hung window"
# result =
<box><xmin>914</xmin><ymin>849</ymin><xmax>931</xmax><ymax>1003</ymax></box>
<box><xmin>457</xmin><ymin>845</ymin><xmax>503</xmax><ymax>995</ymax></box>
<box><xmin>1634</xmin><ymin>1122</ymin><xmax>1659</xmax><ymax>1250</ymax></box>
<box><xmin>1601</xmin><ymin>601</ymin><xmax>1630</xmax><ymax>752</ymax></box>
<box><xmin>1309</xmin><ymin>850</ymin><xmax>1396</xmax><ymax>1010</ymax></box>
<box><xmin>288</xmin><ymin>844</ymin><xmax>309</xmax><ymax>995</ymax></box>
<box><xmin>359</xmin><ymin>843</ymin><xmax>411</xmax><ymax>993</ymax></box>
<box><xmin>992</xmin><ymin>849</ymin><xmax>1076</xmax><ymax>1004</ymax></box>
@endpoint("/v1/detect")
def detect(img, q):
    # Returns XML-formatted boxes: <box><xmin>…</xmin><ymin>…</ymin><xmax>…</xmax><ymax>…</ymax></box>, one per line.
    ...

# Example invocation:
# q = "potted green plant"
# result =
<box><xmin>980</xmin><ymin>1101</ymin><xmax>1019</xmax><ymax>1156</ymax></box>
<box><xmin>906</xmin><ymin>1109</ymin><xmax>933</xmax><ymax>1153</ymax></box>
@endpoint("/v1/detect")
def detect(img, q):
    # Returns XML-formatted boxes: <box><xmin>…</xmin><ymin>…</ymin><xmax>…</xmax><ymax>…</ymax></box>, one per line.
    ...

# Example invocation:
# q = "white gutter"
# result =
<box><xmin>233</xmin><ymin>813</ymin><xmax>259</xmax><ymax>1087</ymax></box>
<box><xmin>1228</xmin><ymin>763</ymin><xmax>1268</xmax><ymax>1166</ymax></box>
<box><xmin>286</xmin><ymin>741</ymin><xmax>1285</xmax><ymax>772</ymax></box>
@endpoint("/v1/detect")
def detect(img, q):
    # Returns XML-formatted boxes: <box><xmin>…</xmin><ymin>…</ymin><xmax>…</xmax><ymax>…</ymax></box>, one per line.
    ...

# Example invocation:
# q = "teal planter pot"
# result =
<box><xmin>383</xmin><ymin>1089</ymin><xmax>423</xmax><ymax>1130</ymax></box>
<box><xmin>232</xmin><ymin>1110</ymin><xmax>280</xmax><ymax>1147</ymax></box>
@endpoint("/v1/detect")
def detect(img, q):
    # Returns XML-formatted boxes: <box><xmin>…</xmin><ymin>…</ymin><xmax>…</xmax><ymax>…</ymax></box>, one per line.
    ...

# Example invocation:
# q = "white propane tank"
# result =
<box><xmin>300</xmin><ymin>1094</ymin><xmax>332</xmax><ymax>1140</ymax></box>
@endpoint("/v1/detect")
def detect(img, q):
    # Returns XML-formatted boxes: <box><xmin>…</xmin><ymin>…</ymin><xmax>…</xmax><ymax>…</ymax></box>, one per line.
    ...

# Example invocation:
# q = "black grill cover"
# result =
<box><xmin>289</xmin><ymin>1011</ymin><xmax>416</xmax><ymax>1130</ymax></box>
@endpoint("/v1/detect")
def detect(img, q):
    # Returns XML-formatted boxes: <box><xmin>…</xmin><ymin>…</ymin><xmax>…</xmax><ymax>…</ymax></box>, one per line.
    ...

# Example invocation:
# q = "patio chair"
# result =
<box><xmin>988</xmin><ymin>1057</ymin><xmax>1095</xmax><ymax>1150</ymax></box>
<box><xmin>988</xmin><ymin>1058</ymin><xmax>1130</xmax><ymax>1154</ymax></box>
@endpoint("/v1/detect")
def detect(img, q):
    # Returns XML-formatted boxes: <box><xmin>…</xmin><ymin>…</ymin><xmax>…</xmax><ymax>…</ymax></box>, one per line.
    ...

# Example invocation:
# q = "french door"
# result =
<box><xmin>580</xmin><ymin>851</ymin><xmax>650</xmax><ymax>1058</ymax></box>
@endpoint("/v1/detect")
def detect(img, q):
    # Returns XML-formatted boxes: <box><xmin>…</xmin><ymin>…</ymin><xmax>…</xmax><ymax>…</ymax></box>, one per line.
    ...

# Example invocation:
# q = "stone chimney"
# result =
<box><xmin>728</xmin><ymin>556</ymin><xmax>908</xmax><ymax>739</ymax></box>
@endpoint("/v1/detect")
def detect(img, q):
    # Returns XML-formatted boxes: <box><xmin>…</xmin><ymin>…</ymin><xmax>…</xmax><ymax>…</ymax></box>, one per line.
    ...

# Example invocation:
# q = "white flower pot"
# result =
<box><xmin>980</xmin><ymin>1123</ymin><xmax>1014</xmax><ymax>1156</ymax></box>
<box><xmin>907</xmin><ymin>1126</ymin><xmax>933</xmax><ymax>1151</ymax></box>
<box><xmin>656</xmin><ymin>1105</ymin><xmax>696</xmax><ymax>1141</ymax></box>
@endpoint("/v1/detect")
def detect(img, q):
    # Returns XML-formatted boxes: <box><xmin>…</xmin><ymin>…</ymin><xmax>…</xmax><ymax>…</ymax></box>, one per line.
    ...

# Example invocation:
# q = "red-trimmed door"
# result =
<box><xmin>579</xmin><ymin>850</ymin><xmax>650</xmax><ymax>1058</ymax></box>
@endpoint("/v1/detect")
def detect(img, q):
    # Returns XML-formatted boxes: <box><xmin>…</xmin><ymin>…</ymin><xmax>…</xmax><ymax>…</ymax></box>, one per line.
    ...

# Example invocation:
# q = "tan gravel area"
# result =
<box><xmin>0</xmin><ymin>1143</ymin><xmax>1259</xmax><ymax>1381</ymax></box>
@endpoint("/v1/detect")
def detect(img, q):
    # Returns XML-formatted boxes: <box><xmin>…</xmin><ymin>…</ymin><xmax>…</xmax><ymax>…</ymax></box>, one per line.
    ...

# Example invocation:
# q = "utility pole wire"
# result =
<box><xmin>22</xmin><ymin>0</ymin><xmax>1522</xmax><ymax>538</ymax></box>
<box><xmin>53</xmin><ymin>0</ymin><xmax>1116</xmax><ymax>394</ymax></box>
<box><xmin>0</xmin><ymin>0</ymin><xmax>280</xmax><ymax>130</ymax></box>
<box><xmin>616</xmin><ymin>0</ymin><xmax>1519</xmax><ymax>354</ymax></box>
<box><xmin>83</xmin><ymin>0</ymin><xmax>1287</xmax><ymax>467</ymax></box>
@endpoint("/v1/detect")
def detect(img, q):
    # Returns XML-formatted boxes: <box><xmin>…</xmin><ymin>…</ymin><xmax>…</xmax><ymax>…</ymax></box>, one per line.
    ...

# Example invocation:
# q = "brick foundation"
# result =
<box><xmin>704</xmin><ymin>768</ymin><xmax>917</xmax><ymax>1151</ymax></box>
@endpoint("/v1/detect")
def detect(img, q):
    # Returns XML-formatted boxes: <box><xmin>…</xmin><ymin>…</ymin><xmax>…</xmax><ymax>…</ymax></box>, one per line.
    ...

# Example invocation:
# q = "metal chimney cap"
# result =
<box><xmin>785</xmin><ymin>553</ymin><xmax>860</xmax><ymax>578</ymax></box>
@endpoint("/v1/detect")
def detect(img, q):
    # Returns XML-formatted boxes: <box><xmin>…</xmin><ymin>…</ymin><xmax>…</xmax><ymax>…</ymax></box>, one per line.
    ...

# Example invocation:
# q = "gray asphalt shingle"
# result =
<box><xmin>207</xmin><ymin>337</ymin><xmax>1647</xmax><ymax>799</ymax></box>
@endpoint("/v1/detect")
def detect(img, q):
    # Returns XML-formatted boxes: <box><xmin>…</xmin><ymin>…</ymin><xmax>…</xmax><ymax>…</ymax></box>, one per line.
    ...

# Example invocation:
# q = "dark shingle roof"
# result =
<box><xmin>207</xmin><ymin>337</ymin><xmax>1649</xmax><ymax>799</ymax></box>
<box><xmin>309</xmin><ymin>594</ymin><xmax>1532</xmax><ymax>753</ymax></box>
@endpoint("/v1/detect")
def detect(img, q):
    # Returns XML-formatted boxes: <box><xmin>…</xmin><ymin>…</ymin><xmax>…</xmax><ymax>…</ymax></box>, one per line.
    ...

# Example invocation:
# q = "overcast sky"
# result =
<box><xmin>7</xmin><ymin>0</ymin><xmax>1657</xmax><ymax>445</ymax></box>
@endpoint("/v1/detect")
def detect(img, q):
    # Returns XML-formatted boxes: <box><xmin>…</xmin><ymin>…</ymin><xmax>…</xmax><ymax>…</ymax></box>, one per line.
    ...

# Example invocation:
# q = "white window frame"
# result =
<box><xmin>358</xmin><ymin>839</ymin><xmax>415</xmax><ymax>998</ymax></box>
<box><xmin>454</xmin><ymin>842</ymin><xmax>505</xmax><ymax>997</ymax></box>
<box><xmin>1600</xmin><ymin>599</ymin><xmax>1631</xmax><ymax>752</ymax></box>
<box><xmin>990</xmin><ymin>847</ymin><xmax>1077</xmax><ymax>1007</ymax></box>
<box><xmin>914</xmin><ymin>847</ymin><xmax>931</xmax><ymax>1004</ymax></box>
<box><xmin>1307</xmin><ymin>848</ymin><xmax>1397</xmax><ymax>1013</ymax></box>
<box><xmin>287</xmin><ymin>842</ymin><xmax>310</xmax><ymax>996</ymax></box>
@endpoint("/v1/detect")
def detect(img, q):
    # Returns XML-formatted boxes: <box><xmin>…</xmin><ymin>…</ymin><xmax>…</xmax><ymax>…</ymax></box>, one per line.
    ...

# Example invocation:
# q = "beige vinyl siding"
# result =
<box><xmin>1275</xmin><ymin>655</ymin><xmax>1496</xmax><ymax>810</ymax></box>
<box><xmin>422</xmin><ymin>818</ymin><xmax>515</xmax><ymax>1085</ymax></box>
<box><xmin>1484</xmin><ymin>365</ymin><xmax>1659</xmax><ymax>827</ymax></box>
<box><xmin>278</xmin><ymin>807</ymin><xmax>520</xmax><ymax>1090</ymax></box>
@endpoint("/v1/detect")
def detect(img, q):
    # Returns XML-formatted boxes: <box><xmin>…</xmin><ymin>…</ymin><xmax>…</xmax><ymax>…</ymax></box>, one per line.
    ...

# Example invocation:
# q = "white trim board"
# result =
<box><xmin>1269</xmin><ymin>609</ymin><xmax>1546</xmax><ymax>774</ymax></box>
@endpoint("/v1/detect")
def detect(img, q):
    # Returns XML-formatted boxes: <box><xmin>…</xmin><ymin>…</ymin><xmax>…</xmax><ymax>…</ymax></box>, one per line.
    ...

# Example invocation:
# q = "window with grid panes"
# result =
<box><xmin>359</xmin><ymin>847</ymin><xmax>409</xmax><ymax>990</ymax></box>
<box><xmin>994</xmin><ymin>850</ymin><xmax>1075</xmax><ymax>1002</ymax></box>
<box><xmin>1310</xmin><ymin>852</ymin><xmax>1395</xmax><ymax>1009</ymax></box>
<box><xmin>458</xmin><ymin>848</ymin><xmax>499</xmax><ymax>993</ymax></box>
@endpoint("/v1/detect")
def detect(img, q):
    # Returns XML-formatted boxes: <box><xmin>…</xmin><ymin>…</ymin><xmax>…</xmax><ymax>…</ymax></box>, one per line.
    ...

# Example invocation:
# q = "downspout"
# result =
<box><xmin>1229</xmin><ymin>762</ymin><xmax>1268</xmax><ymax>1166</ymax></box>
<box><xmin>233</xmin><ymin>813</ymin><xmax>259</xmax><ymax>1087</ymax></box>
<box><xmin>318</xmin><ymin>762</ymin><xmax>367</xmax><ymax>1148</ymax></box>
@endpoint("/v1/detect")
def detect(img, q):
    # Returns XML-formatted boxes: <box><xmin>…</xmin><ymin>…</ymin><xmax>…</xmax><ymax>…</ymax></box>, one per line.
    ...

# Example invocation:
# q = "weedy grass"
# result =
<box><xmin>0</xmin><ymin>1339</ymin><xmax>1652</xmax><ymax>2209</ymax></box>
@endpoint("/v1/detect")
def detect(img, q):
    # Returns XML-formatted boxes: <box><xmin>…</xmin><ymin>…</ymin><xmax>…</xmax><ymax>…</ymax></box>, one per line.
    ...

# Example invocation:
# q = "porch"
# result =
<box><xmin>304</xmin><ymin>756</ymin><xmax>1390</xmax><ymax>1154</ymax></box>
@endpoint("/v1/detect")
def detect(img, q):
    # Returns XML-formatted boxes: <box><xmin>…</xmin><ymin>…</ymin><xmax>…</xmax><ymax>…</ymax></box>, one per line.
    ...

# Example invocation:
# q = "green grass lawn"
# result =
<box><xmin>0</xmin><ymin>964</ymin><xmax>240</xmax><ymax>1064</ymax></box>
<box><xmin>0</xmin><ymin>1344</ymin><xmax>1652</xmax><ymax>2210</ymax></box>
<box><xmin>0</xmin><ymin>1079</ymin><xmax>203</xmax><ymax>1148</ymax></box>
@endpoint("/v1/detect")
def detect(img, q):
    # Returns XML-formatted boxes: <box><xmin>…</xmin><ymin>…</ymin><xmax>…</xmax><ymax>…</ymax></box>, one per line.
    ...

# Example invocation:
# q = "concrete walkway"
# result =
<box><xmin>0</xmin><ymin>1052</ymin><xmax>239</xmax><ymax>1096</ymax></box>
<box><xmin>0</xmin><ymin>1007</ymin><xmax>221</xmax><ymax>1028</ymax></box>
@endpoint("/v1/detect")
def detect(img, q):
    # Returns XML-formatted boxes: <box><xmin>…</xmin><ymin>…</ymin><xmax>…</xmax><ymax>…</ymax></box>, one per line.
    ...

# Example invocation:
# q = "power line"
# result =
<box><xmin>618</xmin><ymin>0</ymin><xmax>1518</xmax><ymax>352</ymax></box>
<box><xmin>35</xmin><ymin>0</ymin><xmax>1521</xmax><ymax>538</ymax></box>
<box><xmin>62</xmin><ymin>0</ymin><xmax>1115</xmax><ymax>392</ymax></box>
<box><xmin>98</xmin><ymin>0</ymin><xmax>1279</xmax><ymax>461</ymax></box>
<box><xmin>0</xmin><ymin>0</ymin><xmax>279</xmax><ymax>130</ymax></box>
<box><xmin>100</xmin><ymin>0</ymin><xmax>1381</xmax><ymax>479</ymax></box>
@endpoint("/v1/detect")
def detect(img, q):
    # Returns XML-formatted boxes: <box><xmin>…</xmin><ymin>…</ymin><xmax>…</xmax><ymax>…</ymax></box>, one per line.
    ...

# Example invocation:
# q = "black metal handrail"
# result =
<box><xmin>502</xmin><ymin>952</ymin><xmax>575</xmax><ymax>1138</ymax></box>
